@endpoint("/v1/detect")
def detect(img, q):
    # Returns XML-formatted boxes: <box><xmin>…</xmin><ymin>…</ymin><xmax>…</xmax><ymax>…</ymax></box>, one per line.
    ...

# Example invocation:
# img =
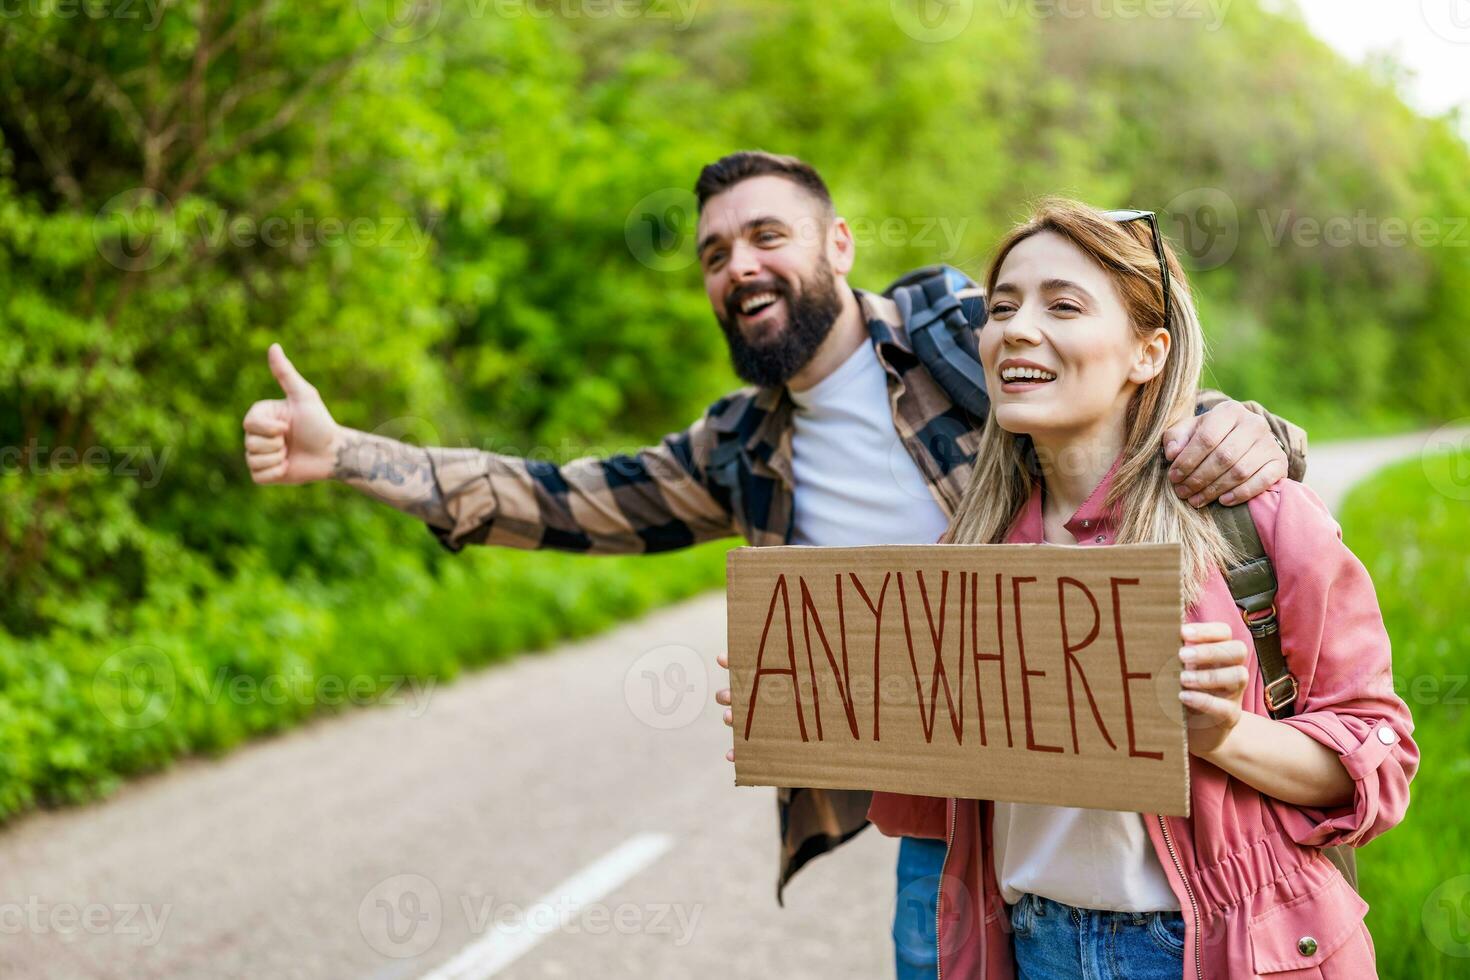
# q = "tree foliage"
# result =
<box><xmin>0</xmin><ymin>0</ymin><xmax>1466</xmax><ymax>815</ymax></box>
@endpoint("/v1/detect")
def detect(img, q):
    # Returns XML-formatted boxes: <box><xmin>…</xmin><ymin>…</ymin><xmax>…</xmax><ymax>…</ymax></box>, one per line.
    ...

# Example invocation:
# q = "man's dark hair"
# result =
<box><xmin>694</xmin><ymin>151</ymin><xmax>834</xmax><ymax>216</ymax></box>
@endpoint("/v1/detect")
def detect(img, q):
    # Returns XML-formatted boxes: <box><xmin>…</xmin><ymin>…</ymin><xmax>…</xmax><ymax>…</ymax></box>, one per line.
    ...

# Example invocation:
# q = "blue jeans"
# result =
<box><xmin>1010</xmin><ymin>892</ymin><xmax>1187</xmax><ymax>980</ymax></box>
<box><xmin>892</xmin><ymin>836</ymin><xmax>946</xmax><ymax>979</ymax></box>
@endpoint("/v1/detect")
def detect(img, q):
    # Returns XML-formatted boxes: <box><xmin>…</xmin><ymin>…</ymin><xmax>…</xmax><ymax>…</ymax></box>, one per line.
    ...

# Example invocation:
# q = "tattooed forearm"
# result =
<box><xmin>331</xmin><ymin>429</ymin><xmax>454</xmax><ymax>528</ymax></box>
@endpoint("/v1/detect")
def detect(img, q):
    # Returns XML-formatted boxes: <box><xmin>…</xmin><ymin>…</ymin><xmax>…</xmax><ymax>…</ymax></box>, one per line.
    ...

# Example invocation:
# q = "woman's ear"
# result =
<box><xmin>1129</xmin><ymin>327</ymin><xmax>1170</xmax><ymax>384</ymax></box>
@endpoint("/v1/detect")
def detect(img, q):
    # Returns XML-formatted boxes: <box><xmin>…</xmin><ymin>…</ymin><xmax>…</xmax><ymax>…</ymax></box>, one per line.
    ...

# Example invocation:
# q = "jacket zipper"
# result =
<box><xmin>1157</xmin><ymin>814</ymin><xmax>1203</xmax><ymax>980</ymax></box>
<box><xmin>936</xmin><ymin>798</ymin><xmax>957</xmax><ymax>980</ymax></box>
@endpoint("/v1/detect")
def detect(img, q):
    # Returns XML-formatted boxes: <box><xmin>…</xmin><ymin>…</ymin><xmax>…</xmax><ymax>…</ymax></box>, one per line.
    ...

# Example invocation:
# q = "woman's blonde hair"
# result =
<box><xmin>946</xmin><ymin>198</ymin><xmax>1239</xmax><ymax>603</ymax></box>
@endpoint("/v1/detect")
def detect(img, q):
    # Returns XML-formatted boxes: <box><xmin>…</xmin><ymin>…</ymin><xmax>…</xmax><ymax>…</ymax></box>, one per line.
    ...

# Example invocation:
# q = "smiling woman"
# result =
<box><xmin>870</xmin><ymin>199</ymin><xmax>1418</xmax><ymax>980</ymax></box>
<box><xmin>953</xmin><ymin>198</ymin><xmax>1233</xmax><ymax>602</ymax></box>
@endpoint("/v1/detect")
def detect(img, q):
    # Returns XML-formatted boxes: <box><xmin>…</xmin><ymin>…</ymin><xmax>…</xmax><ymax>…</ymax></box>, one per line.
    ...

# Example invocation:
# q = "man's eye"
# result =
<box><xmin>704</xmin><ymin>251</ymin><xmax>727</xmax><ymax>269</ymax></box>
<box><xmin>755</xmin><ymin>231</ymin><xmax>782</xmax><ymax>245</ymax></box>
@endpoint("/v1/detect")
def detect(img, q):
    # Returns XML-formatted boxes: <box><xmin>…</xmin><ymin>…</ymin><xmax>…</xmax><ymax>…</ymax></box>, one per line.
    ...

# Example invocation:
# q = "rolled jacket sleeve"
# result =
<box><xmin>1277</xmin><ymin>710</ymin><xmax>1413</xmax><ymax>848</ymax></box>
<box><xmin>1249</xmin><ymin>480</ymin><xmax>1418</xmax><ymax>849</ymax></box>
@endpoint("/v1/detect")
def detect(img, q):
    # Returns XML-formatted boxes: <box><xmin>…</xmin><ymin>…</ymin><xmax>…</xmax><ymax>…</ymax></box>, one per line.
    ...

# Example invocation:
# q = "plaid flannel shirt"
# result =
<box><xmin>424</xmin><ymin>287</ymin><xmax>1309</xmax><ymax>899</ymax></box>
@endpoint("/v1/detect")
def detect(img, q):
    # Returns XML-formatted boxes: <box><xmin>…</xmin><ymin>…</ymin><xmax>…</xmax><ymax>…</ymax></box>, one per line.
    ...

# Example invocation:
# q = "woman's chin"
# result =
<box><xmin>993</xmin><ymin>404</ymin><xmax>1055</xmax><ymax>436</ymax></box>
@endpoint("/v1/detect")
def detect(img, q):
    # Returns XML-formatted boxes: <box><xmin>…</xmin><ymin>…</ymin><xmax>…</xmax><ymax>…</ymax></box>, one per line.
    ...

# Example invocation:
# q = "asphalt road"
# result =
<box><xmin>1</xmin><ymin>425</ymin><xmax>1463</xmax><ymax>980</ymax></box>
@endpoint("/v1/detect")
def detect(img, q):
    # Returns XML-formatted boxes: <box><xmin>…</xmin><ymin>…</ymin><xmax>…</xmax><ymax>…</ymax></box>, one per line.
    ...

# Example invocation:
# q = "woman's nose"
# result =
<box><xmin>1000</xmin><ymin>305</ymin><xmax>1043</xmax><ymax>346</ymax></box>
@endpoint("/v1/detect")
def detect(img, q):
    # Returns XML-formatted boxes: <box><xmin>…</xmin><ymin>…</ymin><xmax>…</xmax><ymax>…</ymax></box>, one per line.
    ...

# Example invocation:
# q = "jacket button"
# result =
<box><xmin>1377</xmin><ymin>726</ymin><xmax>1396</xmax><ymax>745</ymax></box>
<box><xmin>1297</xmin><ymin>936</ymin><xmax>1318</xmax><ymax>956</ymax></box>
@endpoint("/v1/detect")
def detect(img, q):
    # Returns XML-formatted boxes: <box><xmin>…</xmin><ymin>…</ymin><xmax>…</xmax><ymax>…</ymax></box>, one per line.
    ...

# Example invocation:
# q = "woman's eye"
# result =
<box><xmin>1051</xmin><ymin>300</ymin><xmax>1082</xmax><ymax>314</ymax></box>
<box><xmin>988</xmin><ymin>303</ymin><xmax>1016</xmax><ymax>317</ymax></box>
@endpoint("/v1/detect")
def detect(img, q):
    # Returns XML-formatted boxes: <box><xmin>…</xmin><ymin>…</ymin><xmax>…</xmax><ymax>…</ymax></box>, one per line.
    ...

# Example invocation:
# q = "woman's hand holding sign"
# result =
<box><xmin>1179</xmin><ymin>621</ymin><xmax>1354</xmax><ymax>809</ymax></box>
<box><xmin>1177</xmin><ymin>621</ymin><xmax>1250</xmax><ymax>756</ymax></box>
<box><xmin>716</xmin><ymin>652</ymin><xmax>734</xmax><ymax>763</ymax></box>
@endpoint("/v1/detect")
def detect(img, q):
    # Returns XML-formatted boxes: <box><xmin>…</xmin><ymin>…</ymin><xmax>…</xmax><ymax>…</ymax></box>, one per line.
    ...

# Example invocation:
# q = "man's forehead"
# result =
<box><xmin>696</xmin><ymin>175</ymin><xmax>828</xmax><ymax>237</ymax></box>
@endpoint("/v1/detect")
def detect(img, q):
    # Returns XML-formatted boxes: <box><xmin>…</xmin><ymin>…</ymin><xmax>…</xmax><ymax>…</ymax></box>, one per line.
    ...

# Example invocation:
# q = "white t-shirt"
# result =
<box><xmin>787</xmin><ymin>341</ymin><xmax>950</xmax><ymax>547</ymax></box>
<box><xmin>991</xmin><ymin>803</ymin><xmax>1181</xmax><ymax>912</ymax></box>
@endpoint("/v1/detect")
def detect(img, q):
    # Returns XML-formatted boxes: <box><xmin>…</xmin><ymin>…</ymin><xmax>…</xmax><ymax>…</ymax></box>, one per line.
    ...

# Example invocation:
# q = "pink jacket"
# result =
<box><xmin>869</xmin><ymin>473</ymin><xmax>1418</xmax><ymax>979</ymax></box>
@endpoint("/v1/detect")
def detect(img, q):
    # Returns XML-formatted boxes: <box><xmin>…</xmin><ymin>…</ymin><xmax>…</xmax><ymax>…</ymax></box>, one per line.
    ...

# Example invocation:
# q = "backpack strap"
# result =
<box><xmin>1208</xmin><ymin>503</ymin><xmax>1361</xmax><ymax>891</ymax></box>
<box><xmin>1207</xmin><ymin>502</ymin><xmax>1298</xmax><ymax>719</ymax></box>
<box><xmin>884</xmin><ymin>266</ymin><xmax>990</xmax><ymax>422</ymax></box>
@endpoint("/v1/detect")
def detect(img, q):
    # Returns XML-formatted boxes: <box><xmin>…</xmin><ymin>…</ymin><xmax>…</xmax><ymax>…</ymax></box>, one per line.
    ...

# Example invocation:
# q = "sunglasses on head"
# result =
<box><xmin>1103</xmin><ymin>208</ymin><xmax>1172</xmax><ymax>332</ymax></box>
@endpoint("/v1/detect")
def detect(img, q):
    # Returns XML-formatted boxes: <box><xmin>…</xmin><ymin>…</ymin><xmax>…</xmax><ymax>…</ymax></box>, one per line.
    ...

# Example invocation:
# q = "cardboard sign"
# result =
<box><xmin>727</xmin><ymin>544</ymin><xmax>1188</xmax><ymax>815</ymax></box>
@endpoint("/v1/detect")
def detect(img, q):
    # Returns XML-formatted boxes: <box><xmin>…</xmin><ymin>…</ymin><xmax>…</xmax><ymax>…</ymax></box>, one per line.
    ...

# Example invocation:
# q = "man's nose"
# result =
<box><xmin>727</xmin><ymin>240</ymin><xmax>762</xmax><ymax>281</ymax></box>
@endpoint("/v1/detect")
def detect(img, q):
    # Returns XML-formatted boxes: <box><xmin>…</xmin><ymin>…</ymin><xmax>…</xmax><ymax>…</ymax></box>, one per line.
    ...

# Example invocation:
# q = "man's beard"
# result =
<box><xmin>717</xmin><ymin>258</ymin><xmax>843</xmax><ymax>388</ymax></box>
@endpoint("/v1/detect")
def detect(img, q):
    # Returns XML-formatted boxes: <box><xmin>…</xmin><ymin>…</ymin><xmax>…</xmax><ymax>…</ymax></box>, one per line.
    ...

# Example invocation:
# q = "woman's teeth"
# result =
<box><xmin>1001</xmin><ymin>366</ymin><xmax>1058</xmax><ymax>383</ymax></box>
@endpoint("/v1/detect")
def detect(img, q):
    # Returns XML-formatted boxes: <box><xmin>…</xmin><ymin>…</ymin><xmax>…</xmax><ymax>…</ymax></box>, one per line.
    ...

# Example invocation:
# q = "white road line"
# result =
<box><xmin>419</xmin><ymin>832</ymin><xmax>676</xmax><ymax>980</ymax></box>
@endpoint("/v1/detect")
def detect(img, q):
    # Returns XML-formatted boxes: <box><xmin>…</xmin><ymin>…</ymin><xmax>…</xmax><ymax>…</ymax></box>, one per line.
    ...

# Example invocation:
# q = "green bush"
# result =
<box><xmin>0</xmin><ymin>536</ymin><xmax>729</xmax><ymax>822</ymax></box>
<box><xmin>3</xmin><ymin>0</ymin><xmax>1469</xmax><ymax>819</ymax></box>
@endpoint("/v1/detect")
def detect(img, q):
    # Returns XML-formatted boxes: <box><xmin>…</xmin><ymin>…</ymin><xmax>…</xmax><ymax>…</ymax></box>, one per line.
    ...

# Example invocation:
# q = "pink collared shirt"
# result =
<box><xmin>869</xmin><ymin>463</ymin><xmax>1418</xmax><ymax>979</ymax></box>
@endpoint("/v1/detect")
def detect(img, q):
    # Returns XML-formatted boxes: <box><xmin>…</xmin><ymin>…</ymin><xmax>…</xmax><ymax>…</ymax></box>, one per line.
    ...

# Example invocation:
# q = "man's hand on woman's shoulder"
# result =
<box><xmin>1163</xmin><ymin>398</ymin><xmax>1288</xmax><ymax>507</ymax></box>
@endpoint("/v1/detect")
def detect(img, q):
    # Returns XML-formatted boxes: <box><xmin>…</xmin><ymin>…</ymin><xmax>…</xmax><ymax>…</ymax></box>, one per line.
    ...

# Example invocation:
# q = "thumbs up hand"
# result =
<box><xmin>243</xmin><ymin>343</ymin><xmax>342</xmax><ymax>484</ymax></box>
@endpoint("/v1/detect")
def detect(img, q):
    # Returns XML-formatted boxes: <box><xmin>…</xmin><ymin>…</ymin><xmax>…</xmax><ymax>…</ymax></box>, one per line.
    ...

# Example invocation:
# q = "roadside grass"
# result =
<box><xmin>1339</xmin><ymin>447</ymin><xmax>1470</xmax><ymax>977</ymax></box>
<box><xmin>0</xmin><ymin>540</ymin><xmax>732</xmax><ymax>823</ymax></box>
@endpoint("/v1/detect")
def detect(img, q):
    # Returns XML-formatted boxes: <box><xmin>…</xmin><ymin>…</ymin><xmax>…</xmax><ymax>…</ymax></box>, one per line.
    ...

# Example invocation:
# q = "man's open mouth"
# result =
<box><xmin>736</xmin><ymin>290</ymin><xmax>781</xmax><ymax>319</ymax></box>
